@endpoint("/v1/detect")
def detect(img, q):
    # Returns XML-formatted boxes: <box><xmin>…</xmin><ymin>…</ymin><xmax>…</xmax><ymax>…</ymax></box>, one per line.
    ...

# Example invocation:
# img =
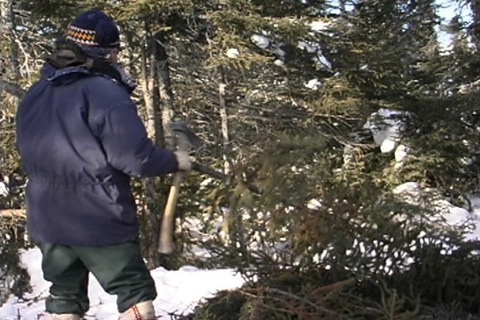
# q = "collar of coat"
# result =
<box><xmin>43</xmin><ymin>41</ymin><xmax>136</xmax><ymax>94</ymax></box>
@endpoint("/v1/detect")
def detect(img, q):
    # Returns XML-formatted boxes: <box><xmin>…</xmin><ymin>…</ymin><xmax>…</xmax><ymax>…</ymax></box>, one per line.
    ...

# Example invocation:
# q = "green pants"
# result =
<box><xmin>38</xmin><ymin>241</ymin><xmax>157</xmax><ymax>315</ymax></box>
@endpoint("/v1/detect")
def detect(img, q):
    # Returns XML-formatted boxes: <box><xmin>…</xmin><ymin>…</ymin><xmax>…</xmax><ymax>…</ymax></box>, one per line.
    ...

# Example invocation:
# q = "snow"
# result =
<box><xmin>226</xmin><ymin>48</ymin><xmax>240</xmax><ymax>59</ymax></box>
<box><xmin>0</xmin><ymin>174</ymin><xmax>10</xmax><ymax>197</ymax></box>
<box><xmin>364</xmin><ymin>108</ymin><xmax>406</xmax><ymax>154</ymax></box>
<box><xmin>250</xmin><ymin>21</ymin><xmax>333</xmax><ymax>70</ymax></box>
<box><xmin>309</xmin><ymin>20</ymin><xmax>330</xmax><ymax>32</ymax></box>
<box><xmin>0</xmin><ymin>181</ymin><xmax>9</xmax><ymax>197</ymax></box>
<box><xmin>305</xmin><ymin>78</ymin><xmax>322</xmax><ymax>90</ymax></box>
<box><xmin>394</xmin><ymin>144</ymin><xmax>409</xmax><ymax>163</ymax></box>
<box><xmin>250</xmin><ymin>34</ymin><xmax>270</xmax><ymax>49</ymax></box>
<box><xmin>297</xmin><ymin>40</ymin><xmax>332</xmax><ymax>70</ymax></box>
<box><xmin>393</xmin><ymin>181</ymin><xmax>480</xmax><ymax>239</ymax></box>
<box><xmin>0</xmin><ymin>249</ymin><xmax>244</xmax><ymax>319</ymax></box>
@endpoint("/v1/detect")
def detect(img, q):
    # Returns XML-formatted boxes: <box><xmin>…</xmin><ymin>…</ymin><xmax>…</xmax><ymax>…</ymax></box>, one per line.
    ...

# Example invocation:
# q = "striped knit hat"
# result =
<box><xmin>66</xmin><ymin>10</ymin><xmax>120</xmax><ymax>58</ymax></box>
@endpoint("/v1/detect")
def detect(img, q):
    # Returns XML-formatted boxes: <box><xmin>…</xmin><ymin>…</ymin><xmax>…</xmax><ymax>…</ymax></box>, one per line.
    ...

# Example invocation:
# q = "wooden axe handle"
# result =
<box><xmin>158</xmin><ymin>172</ymin><xmax>183</xmax><ymax>253</ymax></box>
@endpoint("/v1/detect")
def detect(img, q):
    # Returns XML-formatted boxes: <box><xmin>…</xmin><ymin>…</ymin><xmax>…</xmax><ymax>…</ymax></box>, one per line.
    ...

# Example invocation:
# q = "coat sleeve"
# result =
<box><xmin>93</xmin><ymin>99</ymin><xmax>179</xmax><ymax>177</ymax></box>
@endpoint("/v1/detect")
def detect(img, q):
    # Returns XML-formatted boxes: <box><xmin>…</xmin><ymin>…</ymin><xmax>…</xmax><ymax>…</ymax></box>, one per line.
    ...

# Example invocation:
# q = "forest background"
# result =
<box><xmin>2</xmin><ymin>0</ymin><xmax>480</xmax><ymax>318</ymax></box>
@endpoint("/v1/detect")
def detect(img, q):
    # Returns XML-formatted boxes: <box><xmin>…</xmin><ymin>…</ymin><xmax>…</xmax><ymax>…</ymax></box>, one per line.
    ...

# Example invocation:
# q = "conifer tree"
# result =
<box><xmin>3</xmin><ymin>1</ymin><xmax>480</xmax><ymax>316</ymax></box>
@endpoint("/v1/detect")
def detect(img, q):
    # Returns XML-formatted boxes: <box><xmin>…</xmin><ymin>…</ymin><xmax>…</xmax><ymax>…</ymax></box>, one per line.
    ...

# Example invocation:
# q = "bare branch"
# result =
<box><xmin>0</xmin><ymin>209</ymin><xmax>26</xmax><ymax>219</ymax></box>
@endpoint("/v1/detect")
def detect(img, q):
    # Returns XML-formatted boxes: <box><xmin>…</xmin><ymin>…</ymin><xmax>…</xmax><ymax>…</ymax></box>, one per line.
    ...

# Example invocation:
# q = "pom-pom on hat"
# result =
<box><xmin>66</xmin><ymin>10</ymin><xmax>120</xmax><ymax>57</ymax></box>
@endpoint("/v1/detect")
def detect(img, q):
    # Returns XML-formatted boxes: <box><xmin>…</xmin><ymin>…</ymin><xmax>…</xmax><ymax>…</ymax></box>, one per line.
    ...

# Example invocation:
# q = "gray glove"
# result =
<box><xmin>174</xmin><ymin>150</ymin><xmax>192</xmax><ymax>171</ymax></box>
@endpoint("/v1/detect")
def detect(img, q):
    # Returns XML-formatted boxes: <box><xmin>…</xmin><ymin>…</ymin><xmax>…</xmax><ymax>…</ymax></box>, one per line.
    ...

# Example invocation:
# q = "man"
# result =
<box><xmin>16</xmin><ymin>10</ymin><xmax>191</xmax><ymax>320</ymax></box>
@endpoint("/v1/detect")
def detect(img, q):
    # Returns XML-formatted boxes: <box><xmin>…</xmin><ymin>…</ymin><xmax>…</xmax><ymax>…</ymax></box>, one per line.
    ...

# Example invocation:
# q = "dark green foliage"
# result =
<box><xmin>181</xmin><ymin>290</ymin><xmax>247</xmax><ymax>320</ymax></box>
<box><xmin>186</xmin><ymin>129</ymin><xmax>480</xmax><ymax>318</ymax></box>
<box><xmin>397</xmin><ymin>92</ymin><xmax>480</xmax><ymax>200</ymax></box>
<box><xmin>0</xmin><ymin>219</ymin><xmax>31</xmax><ymax>304</ymax></box>
<box><xmin>392</xmin><ymin>240</ymin><xmax>480</xmax><ymax>314</ymax></box>
<box><xmin>186</xmin><ymin>245</ymin><xmax>480</xmax><ymax>319</ymax></box>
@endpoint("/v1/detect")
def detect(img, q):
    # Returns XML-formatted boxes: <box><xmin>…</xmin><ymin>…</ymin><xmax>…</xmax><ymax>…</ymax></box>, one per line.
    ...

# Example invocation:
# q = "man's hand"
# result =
<box><xmin>174</xmin><ymin>150</ymin><xmax>192</xmax><ymax>171</ymax></box>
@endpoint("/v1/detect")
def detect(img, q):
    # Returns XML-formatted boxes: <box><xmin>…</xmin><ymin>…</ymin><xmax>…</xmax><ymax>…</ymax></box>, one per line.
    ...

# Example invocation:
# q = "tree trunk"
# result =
<box><xmin>216</xmin><ymin>67</ymin><xmax>247</xmax><ymax>253</ymax></box>
<box><xmin>1</xmin><ymin>0</ymin><xmax>19</xmax><ymax>75</ymax></box>
<box><xmin>218</xmin><ymin>69</ymin><xmax>231</xmax><ymax>173</ymax></box>
<box><xmin>339</xmin><ymin>0</ymin><xmax>346</xmax><ymax>14</ymax></box>
<box><xmin>138</xmin><ymin>24</ymin><xmax>164</xmax><ymax>269</ymax></box>
<box><xmin>218</xmin><ymin>68</ymin><xmax>233</xmax><ymax>241</ymax></box>
<box><xmin>0</xmin><ymin>79</ymin><xmax>25</xmax><ymax>98</ymax></box>
<box><xmin>0</xmin><ymin>1</ymin><xmax>23</xmax><ymax>98</ymax></box>
<box><xmin>470</xmin><ymin>0</ymin><xmax>480</xmax><ymax>50</ymax></box>
<box><xmin>155</xmin><ymin>31</ymin><xmax>175</xmax><ymax>149</ymax></box>
<box><xmin>154</xmin><ymin>31</ymin><xmax>182</xmax><ymax>269</ymax></box>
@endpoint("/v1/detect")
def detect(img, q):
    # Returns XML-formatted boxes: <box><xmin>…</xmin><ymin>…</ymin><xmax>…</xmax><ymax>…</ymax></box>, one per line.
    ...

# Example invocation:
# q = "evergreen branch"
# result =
<box><xmin>0</xmin><ymin>79</ymin><xmax>26</xmax><ymax>98</ymax></box>
<box><xmin>192</xmin><ymin>161</ymin><xmax>262</xmax><ymax>194</ymax></box>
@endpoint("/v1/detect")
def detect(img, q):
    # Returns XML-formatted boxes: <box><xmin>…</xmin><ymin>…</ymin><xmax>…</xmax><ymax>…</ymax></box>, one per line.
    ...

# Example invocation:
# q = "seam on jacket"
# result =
<box><xmin>28</xmin><ymin>177</ymin><xmax>128</xmax><ymax>186</ymax></box>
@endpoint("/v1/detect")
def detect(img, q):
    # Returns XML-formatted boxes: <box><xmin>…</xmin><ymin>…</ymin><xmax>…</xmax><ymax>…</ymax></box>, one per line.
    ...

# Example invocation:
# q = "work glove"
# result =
<box><xmin>174</xmin><ymin>150</ymin><xmax>192</xmax><ymax>171</ymax></box>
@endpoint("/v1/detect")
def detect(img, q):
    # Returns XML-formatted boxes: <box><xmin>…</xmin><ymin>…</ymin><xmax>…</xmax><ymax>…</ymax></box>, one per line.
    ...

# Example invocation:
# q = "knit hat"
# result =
<box><xmin>65</xmin><ymin>10</ymin><xmax>120</xmax><ymax>58</ymax></box>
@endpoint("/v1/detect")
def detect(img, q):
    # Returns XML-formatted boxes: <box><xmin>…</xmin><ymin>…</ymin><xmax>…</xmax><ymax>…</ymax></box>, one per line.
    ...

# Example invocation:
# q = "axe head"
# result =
<box><xmin>171</xmin><ymin>121</ymin><xmax>203</xmax><ymax>151</ymax></box>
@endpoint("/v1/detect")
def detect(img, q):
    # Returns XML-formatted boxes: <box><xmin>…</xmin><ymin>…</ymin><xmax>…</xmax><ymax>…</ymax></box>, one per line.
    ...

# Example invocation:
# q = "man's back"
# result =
<box><xmin>16</xmin><ymin>11</ymin><xmax>189</xmax><ymax>319</ymax></box>
<box><xmin>16</xmin><ymin>62</ymin><xmax>178</xmax><ymax>245</ymax></box>
<box><xmin>18</xmin><ymin>66</ymin><xmax>109</xmax><ymax>183</ymax></box>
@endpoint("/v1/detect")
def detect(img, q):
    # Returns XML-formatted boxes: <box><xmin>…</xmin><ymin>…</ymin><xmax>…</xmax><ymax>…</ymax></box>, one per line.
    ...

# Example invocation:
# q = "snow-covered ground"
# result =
<box><xmin>0</xmin><ymin>248</ymin><xmax>244</xmax><ymax>319</ymax></box>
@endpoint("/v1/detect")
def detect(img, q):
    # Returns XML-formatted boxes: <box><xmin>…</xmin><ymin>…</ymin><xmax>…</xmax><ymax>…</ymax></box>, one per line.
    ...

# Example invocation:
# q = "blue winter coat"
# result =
<box><xmin>16</xmin><ymin>63</ymin><xmax>179</xmax><ymax>246</ymax></box>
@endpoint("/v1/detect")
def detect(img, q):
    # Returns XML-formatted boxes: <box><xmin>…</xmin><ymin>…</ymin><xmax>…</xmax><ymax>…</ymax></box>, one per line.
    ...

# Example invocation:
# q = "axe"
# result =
<box><xmin>158</xmin><ymin>122</ymin><xmax>203</xmax><ymax>254</ymax></box>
